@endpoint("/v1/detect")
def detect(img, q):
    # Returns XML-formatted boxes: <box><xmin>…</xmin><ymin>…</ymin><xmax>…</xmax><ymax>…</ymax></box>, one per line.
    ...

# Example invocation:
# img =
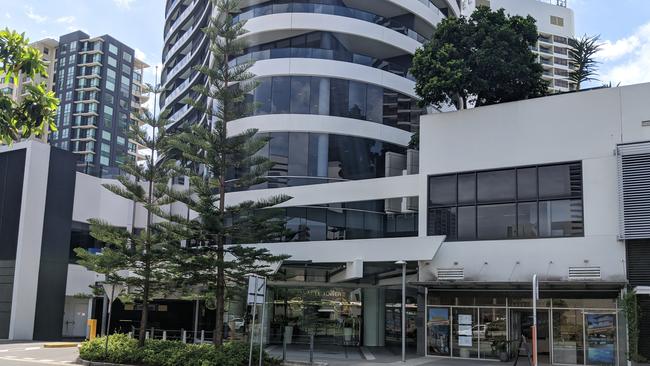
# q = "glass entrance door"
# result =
<box><xmin>509</xmin><ymin>309</ymin><xmax>550</xmax><ymax>364</ymax></box>
<box><xmin>584</xmin><ymin>313</ymin><xmax>617</xmax><ymax>365</ymax></box>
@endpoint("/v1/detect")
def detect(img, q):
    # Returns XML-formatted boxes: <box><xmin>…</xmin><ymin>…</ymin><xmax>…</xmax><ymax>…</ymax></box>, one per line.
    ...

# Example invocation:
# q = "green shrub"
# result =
<box><xmin>79</xmin><ymin>334</ymin><xmax>280</xmax><ymax>366</ymax></box>
<box><xmin>79</xmin><ymin>334</ymin><xmax>139</xmax><ymax>364</ymax></box>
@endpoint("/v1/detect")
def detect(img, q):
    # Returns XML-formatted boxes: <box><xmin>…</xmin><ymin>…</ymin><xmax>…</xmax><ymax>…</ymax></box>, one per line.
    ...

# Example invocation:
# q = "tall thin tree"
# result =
<box><xmin>74</xmin><ymin>82</ymin><xmax>180</xmax><ymax>347</ymax></box>
<box><xmin>568</xmin><ymin>34</ymin><xmax>603</xmax><ymax>90</ymax></box>
<box><xmin>165</xmin><ymin>0</ymin><xmax>290</xmax><ymax>346</ymax></box>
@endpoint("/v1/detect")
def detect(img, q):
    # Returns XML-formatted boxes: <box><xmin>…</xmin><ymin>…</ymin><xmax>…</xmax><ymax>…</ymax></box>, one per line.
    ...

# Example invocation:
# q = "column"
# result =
<box><xmin>363</xmin><ymin>287</ymin><xmax>385</xmax><ymax>347</ymax></box>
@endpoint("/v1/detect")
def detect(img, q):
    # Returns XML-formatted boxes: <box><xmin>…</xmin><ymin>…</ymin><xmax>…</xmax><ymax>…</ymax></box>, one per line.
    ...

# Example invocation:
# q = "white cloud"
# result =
<box><xmin>5</xmin><ymin>12</ymin><xmax>10</xmax><ymax>19</ymax></box>
<box><xmin>598</xmin><ymin>22</ymin><xmax>650</xmax><ymax>86</ymax></box>
<box><xmin>134</xmin><ymin>48</ymin><xmax>147</xmax><ymax>61</ymax></box>
<box><xmin>25</xmin><ymin>6</ymin><xmax>47</xmax><ymax>23</ymax></box>
<box><xmin>113</xmin><ymin>0</ymin><xmax>136</xmax><ymax>9</ymax></box>
<box><xmin>56</xmin><ymin>16</ymin><xmax>76</xmax><ymax>24</ymax></box>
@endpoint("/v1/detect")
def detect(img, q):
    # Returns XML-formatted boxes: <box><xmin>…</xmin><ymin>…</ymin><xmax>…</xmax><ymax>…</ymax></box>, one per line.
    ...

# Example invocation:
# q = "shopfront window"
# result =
<box><xmin>426</xmin><ymin>293</ymin><xmax>619</xmax><ymax>365</ymax></box>
<box><xmin>269</xmin><ymin>287</ymin><xmax>362</xmax><ymax>346</ymax></box>
<box><xmin>452</xmin><ymin>308</ymin><xmax>479</xmax><ymax>358</ymax></box>
<box><xmin>553</xmin><ymin>309</ymin><xmax>585</xmax><ymax>364</ymax></box>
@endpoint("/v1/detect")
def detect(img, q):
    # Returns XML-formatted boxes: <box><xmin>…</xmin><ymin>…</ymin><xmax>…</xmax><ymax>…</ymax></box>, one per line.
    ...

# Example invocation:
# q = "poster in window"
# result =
<box><xmin>458</xmin><ymin>314</ymin><xmax>472</xmax><ymax>325</ymax></box>
<box><xmin>428</xmin><ymin>308</ymin><xmax>450</xmax><ymax>356</ymax></box>
<box><xmin>458</xmin><ymin>324</ymin><xmax>472</xmax><ymax>336</ymax></box>
<box><xmin>586</xmin><ymin>313</ymin><xmax>616</xmax><ymax>365</ymax></box>
<box><xmin>459</xmin><ymin>336</ymin><xmax>472</xmax><ymax>347</ymax></box>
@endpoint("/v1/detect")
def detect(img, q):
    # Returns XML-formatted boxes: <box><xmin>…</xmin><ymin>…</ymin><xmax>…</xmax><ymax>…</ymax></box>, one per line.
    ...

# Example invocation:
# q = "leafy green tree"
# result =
<box><xmin>75</xmin><ymin>84</ymin><xmax>180</xmax><ymax>347</ymax></box>
<box><xmin>411</xmin><ymin>6</ymin><xmax>547</xmax><ymax>110</ymax></box>
<box><xmin>165</xmin><ymin>0</ymin><xmax>289</xmax><ymax>346</ymax></box>
<box><xmin>0</xmin><ymin>28</ymin><xmax>58</xmax><ymax>143</ymax></box>
<box><xmin>568</xmin><ymin>34</ymin><xmax>603</xmax><ymax>90</ymax></box>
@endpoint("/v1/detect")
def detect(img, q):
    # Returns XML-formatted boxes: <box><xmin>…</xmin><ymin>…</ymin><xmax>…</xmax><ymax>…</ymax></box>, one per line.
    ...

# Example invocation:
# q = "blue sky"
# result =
<box><xmin>2</xmin><ymin>0</ymin><xmax>650</xmax><ymax>88</ymax></box>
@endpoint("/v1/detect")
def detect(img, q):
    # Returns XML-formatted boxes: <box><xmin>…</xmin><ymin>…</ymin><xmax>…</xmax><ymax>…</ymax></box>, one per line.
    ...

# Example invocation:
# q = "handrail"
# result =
<box><xmin>233</xmin><ymin>2</ymin><xmax>429</xmax><ymax>43</ymax></box>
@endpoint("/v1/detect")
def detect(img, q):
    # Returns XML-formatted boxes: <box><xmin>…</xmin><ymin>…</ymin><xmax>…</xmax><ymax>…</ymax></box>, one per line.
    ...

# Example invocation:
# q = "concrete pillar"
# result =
<box><xmin>416</xmin><ymin>287</ymin><xmax>426</xmax><ymax>356</ymax></box>
<box><xmin>363</xmin><ymin>287</ymin><xmax>385</xmax><ymax>347</ymax></box>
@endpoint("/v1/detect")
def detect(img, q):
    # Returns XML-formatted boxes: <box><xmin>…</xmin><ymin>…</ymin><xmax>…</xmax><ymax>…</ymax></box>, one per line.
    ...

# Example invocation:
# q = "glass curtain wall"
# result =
<box><xmin>242</xmin><ymin>76</ymin><xmax>422</xmax><ymax>132</ymax></box>
<box><xmin>426</xmin><ymin>293</ymin><xmax>619</xmax><ymax>366</ymax></box>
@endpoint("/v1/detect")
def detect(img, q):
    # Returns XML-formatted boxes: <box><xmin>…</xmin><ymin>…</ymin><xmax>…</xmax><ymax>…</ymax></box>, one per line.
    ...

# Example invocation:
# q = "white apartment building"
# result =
<box><xmin>463</xmin><ymin>0</ymin><xmax>576</xmax><ymax>92</ymax></box>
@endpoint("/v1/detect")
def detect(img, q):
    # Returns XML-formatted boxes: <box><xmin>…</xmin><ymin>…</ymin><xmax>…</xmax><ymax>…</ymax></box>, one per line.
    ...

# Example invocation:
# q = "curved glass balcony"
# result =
<box><xmin>233</xmin><ymin>1</ymin><xmax>429</xmax><ymax>43</ymax></box>
<box><xmin>230</xmin><ymin>47</ymin><xmax>414</xmax><ymax>81</ymax></box>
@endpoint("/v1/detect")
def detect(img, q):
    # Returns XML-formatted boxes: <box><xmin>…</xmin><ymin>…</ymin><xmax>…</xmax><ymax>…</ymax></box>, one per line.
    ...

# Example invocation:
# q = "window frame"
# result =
<box><xmin>427</xmin><ymin>161</ymin><xmax>584</xmax><ymax>241</ymax></box>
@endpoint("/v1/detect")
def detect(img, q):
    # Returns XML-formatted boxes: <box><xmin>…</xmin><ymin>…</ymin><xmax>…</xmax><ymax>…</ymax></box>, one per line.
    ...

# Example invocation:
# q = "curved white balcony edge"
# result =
<box><xmin>390</xmin><ymin>0</ymin><xmax>444</xmax><ymax>28</ymax></box>
<box><xmin>249</xmin><ymin>58</ymin><xmax>417</xmax><ymax>99</ymax></box>
<box><xmin>228</xmin><ymin>114</ymin><xmax>413</xmax><ymax>147</ymax></box>
<box><xmin>447</xmin><ymin>0</ymin><xmax>461</xmax><ymax>17</ymax></box>
<box><xmin>241</xmin><ymin>13</ymin><xmax>421</xmax><ymax>55</ymax></box>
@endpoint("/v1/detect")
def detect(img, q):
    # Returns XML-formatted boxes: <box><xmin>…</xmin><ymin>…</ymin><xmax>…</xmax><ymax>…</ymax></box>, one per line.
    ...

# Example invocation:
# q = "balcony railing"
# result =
<box><xmin>165</xmin><ymin>0</ymin><xmax>198</xmax><ymax>41</ymax></box>
<box><xmin>169</xmin><ymin>104</ymin><xmax>190</xmax><ymax>122</ymax></box>
<box><xmin>230</xmin><ymin>47</ymin><xmax>414</xmax><ymax>80</ymax></box>
<box><xmin>233</xmin><ymin>2</ymin><xmax>429</xmax><ymax>43</ymax></box>
<box><xmin>167</xmin><ymin>51</ymin><xmax>193</xmax><ymax>81</ymax></box>
<box><xmin>165</xmin><ymin>77</ymin><xmax>193</xmax><ymax>105</ymax></box>
<box><xmin>164</xmin><ymin>26</ymin><xmax>195</xmax><ymax>63</ymax></box>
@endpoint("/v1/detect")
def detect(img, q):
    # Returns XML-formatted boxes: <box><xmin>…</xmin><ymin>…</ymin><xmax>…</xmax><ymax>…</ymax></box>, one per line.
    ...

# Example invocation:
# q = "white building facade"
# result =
<box><xmin>3</xmin><ymin>82</ymin><xmax>650</xmax><ymax>365</ymax></box>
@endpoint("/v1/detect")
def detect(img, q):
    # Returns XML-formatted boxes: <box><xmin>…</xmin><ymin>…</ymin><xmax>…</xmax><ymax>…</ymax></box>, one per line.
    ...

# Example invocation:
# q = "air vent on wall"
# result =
<box><xmin>568</xmin><ymin>266</ymin><xmax>601</xmax><ymax>280</ymax></box>
<box><xmin>437</xmin><ymin>268</ymin><xmax>464</xmax><ymax>281</ymax></box>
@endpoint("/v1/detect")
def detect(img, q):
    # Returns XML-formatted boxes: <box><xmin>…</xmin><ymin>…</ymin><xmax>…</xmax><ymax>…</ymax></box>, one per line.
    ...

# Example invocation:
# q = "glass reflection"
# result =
<box><xmin>241</xmin><ymin>76</ymin><xmax>422</xmax><ymax>132</ymax></box>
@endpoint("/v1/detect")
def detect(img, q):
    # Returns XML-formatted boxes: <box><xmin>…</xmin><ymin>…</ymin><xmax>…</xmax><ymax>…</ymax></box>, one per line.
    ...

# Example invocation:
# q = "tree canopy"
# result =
<box><xmin>411</xmin><ymin>6</ymin><xmax>548</xmax><ymax>110</ymax></box>
<box><xmin>0</xmin><ymin>28</ymin><xmax>58</xmax><ymax>143</ymax></box>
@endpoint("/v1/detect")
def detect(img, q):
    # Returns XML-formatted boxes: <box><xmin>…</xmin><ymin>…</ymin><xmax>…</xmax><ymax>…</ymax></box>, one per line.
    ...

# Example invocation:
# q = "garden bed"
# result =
<box><xmin>79</xmin><ymin>334</ymin><xmax>281</xmax><ymax>366</ymax></box>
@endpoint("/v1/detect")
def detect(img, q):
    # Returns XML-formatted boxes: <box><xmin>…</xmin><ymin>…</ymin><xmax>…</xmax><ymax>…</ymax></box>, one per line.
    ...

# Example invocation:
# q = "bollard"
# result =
<box><xmin>201</xmin><ymin>330</ymin><xmax>205</xmax><ymax>343</ymax></box>
<box><xmin>87</xmin><ymin>319</ymin><xmax>97</xmax><ymax>341</ymax></box>
<box><xmin>282</xmin><ymin>335</ymin><xmax>287</xmax><ymax>361</ymax></box>
<box><xmin>309</xmin><ymin>334</ymin><xmax>314</xmax><ymax>365</ymax></box>
<box><xmin>162</xmin><ymin>330</ymin><xmax>167</xmax><ymax>340</ymax></box>
<box><xmin>145</xmin><ymin>331</ymin><xmax>150</xmax><ymax>340</ymax></box>
<box><xmin>151</xmin><ymin>327</ymin><xmax>155</xmax><ymax>340</ymax></box>
<box><xmin>182</xmin><ymin>329</ymin><xmax>187</xmax><ymax>343</ymax></box>
<box><xmin>128</xmin><ymin>331</ymin><xmax>133</xmax><ymax>338</ymax></box>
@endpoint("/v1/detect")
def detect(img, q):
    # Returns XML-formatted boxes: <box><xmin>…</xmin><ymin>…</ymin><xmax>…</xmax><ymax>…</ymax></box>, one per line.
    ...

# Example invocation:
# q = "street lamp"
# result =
<box><xmin>395</xmin><ymin>260</ymin><xmax>407</xmax><ymax>363</ymax></box>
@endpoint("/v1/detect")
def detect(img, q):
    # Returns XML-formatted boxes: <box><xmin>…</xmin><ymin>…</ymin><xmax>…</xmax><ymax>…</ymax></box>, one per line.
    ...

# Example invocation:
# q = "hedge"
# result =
<box><xmin>79</xmin><ymin>334</ymin><xmax>281</xmax><ymax>366</ymax></box>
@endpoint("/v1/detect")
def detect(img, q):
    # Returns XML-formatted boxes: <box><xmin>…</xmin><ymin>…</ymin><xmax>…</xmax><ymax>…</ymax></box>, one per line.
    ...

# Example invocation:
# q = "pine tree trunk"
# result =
<box><xmin>214</xmin><ymin>245</ymin><xmax>225</xmax><ymax>345</ymax></box>
<box><xmin>138</xmin><ymin>263</ymin><xmax>150</xmax><ymax>347</ymax></box>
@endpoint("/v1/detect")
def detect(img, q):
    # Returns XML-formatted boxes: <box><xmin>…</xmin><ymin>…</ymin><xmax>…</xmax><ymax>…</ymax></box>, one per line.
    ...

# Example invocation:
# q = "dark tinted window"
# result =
<box><xmin>429</xmin><ymin>175</ymin><xmax>456</xmax><ymax>206</ymax></box>
<box><xmin>539</xmin><ymin>199</ymin><xmax>583</xmax><ymax>237</ymax></box>
<box><xmin>477</xmin><ymin>204</ymin><xmax>516</xmax><ymax>240</ymax></box>
<box><xmin>427</xmin><ymin>207</ymin><xmax>456</xmax><ymax>240</ymax></box>
<box><xmin>458</xmin><ymin>173</ymin><xmax>476</xmax><ymax>205</ymax></box>
<box><xmin>428</xmin><ymin>162</ymin><xmax>583</xmax><ymax>241</ymax></box>
<box><xmin>478</xmin><ymin>170</ymin><xmax>516</xmax><ymax>202</ymax></box>
<box><xmin>517</xmin><ymin>202</ymin><xmax>538</xmax><ymax>238</ymax></box>
<box><xmin>290</xmin><ymin>76</ymin><xmax>310</xmax><ymax>114</ymax></box>
<box><xmin>348</xmin><ymin>81</ymin><xmax>366</xmax><ymax>119</ymax></box>
<box><xmin>288</xmin><ymin>132</ymin><xmax>309</xmax><ymax>179</ymax></box>
<box><xmin>255</xmin><ymin>78</ymin><xmax>272</xmax><ymax>114</ymax></box>
<box><xmin>517</xmin><ymin>168</ymin><xmax>537</xmax><ymax>200</ymax></box>
<box><xmin>458</xmin><ymin>206</ymin><xmax>476</xmax><ymax>240</ymax></box>
<box><xmin>271</xmin><ymin>76</ymin><xmax>290</xmax><ymax>113</ymax></box>
<box><xmin>538</xmin><ymin>163</ymin><xmax>582</xmax><ymax>198</ymax></box>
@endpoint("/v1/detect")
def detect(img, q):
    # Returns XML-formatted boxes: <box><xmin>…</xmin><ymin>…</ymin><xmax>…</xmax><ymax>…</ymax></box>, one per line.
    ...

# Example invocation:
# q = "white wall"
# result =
<box><xmin>72</xmin><ymin>173</ymin><xmax>147</xmax><ymax>229</ymax></box>
<box><xmin>418</xmin><ymin>83</ymin><xmax>650</xmax><ymax>282</ymax></box>
<box><xmin>66</xmin><ymin>264</ymin><xmax>104</xmax><ymax>296</ymax></box>
<box><xmin>488</xmin><ymin>0</ymin><xmax>574</xmax><ymax>37</ymax></box>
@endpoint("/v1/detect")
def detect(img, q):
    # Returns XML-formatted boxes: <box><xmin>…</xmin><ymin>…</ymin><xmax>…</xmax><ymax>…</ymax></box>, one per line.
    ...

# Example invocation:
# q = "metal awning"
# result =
<box><xmin>412</xmin><ymin>280</ymin><xmax>626</xmax><ymax>293</ymax></box>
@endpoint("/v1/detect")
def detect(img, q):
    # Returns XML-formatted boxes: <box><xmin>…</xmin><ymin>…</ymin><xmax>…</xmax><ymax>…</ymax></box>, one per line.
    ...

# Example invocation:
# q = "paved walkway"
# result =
<box><xmin>267</xmin><ymin>345</ymin><xmax>512</xmax><ymax>366</ymax></box>
<box><xmin>0</xmin><ymin>342</ymin><xmax>78</xmax><ymax>365</ymax></box>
